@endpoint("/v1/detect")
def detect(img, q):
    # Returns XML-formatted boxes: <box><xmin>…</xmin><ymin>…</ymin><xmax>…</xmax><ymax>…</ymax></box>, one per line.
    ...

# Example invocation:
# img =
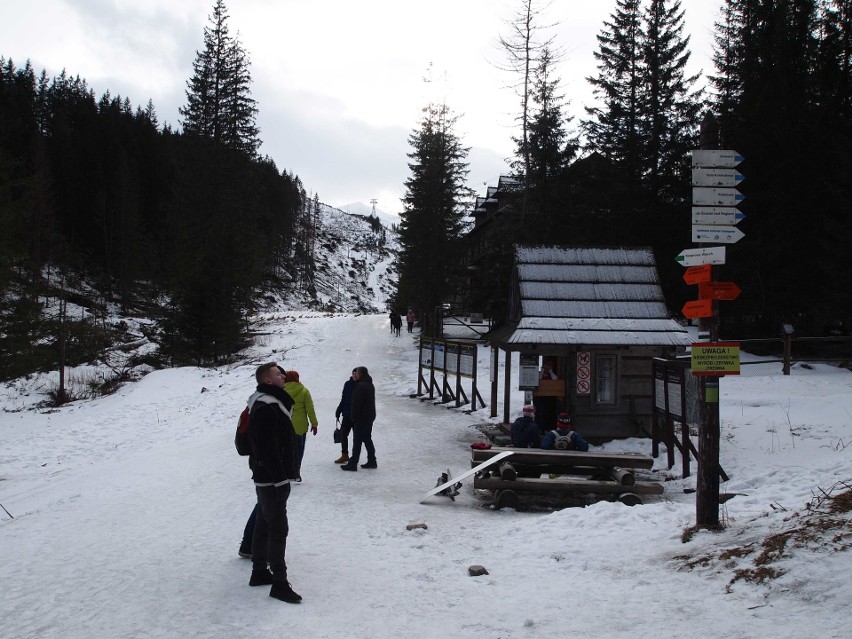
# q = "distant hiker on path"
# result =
<box><xmin>389</xmin><ymin>311</ymin><xmax>402</xmax><ymax>336</ymax></box>
<box><xmin>284</xmin><ymin>370</ymin><xmax>318</xmax><ymax>482</ymax></box>
<box><xmin>334</xmin><ymin>368</ymin><xmax>357</xmax><ymax>464</ymax></box>
<box><xmin>406</xmin><ymin>309</ymin><xmax>415</xmax><ymax>333</ymax></box>
<box><xmin>341</xmin><ymin>366</ymin><xmax>377</xmax><ymax>471</ymax></box>
<box><xmin>246</xmin><ymin>362</ymin><xmax>302</xmax><ymax>603</ymax></box>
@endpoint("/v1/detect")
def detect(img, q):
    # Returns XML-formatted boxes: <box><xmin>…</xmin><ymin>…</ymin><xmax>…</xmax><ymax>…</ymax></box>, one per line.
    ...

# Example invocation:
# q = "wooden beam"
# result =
<box><xmin>474</xmin><ymin>476</ymin><xmax>664</xmax><ymax>495</ymax></box>
<box><xmin>472</xmin><ymin>447</ymin><xmax>654</xmax><ymax>469</ymax></box>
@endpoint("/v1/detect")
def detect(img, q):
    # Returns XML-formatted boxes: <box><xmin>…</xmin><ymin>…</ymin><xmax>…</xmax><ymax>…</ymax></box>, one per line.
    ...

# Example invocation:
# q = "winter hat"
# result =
<box><xmin>522</xmin><ymin>405</ymin><xmax>536</xmax><ymax>415</ymax></box>
<box><xmin>557</xmin><ymin>412</ymin><xmax>572</xmax><ymax>425</ymax></box>
<box><xmin>285</xmin><ymin>370</ymin><xmax>300</xmax><ymax>383</ymax></box>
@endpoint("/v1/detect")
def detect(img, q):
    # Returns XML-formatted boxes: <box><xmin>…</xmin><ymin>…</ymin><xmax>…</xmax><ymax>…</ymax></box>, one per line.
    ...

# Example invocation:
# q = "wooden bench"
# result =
<box><xmin>470</xmin><ymin>447</ymin><xmax>663</xmax><ymax>508</ymax></box>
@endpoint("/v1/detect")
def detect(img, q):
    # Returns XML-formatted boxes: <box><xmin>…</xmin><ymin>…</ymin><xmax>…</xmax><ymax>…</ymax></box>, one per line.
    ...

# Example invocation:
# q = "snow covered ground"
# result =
<box><xmin>1</xmin><ymin>313</ymin><xmax>850</xmax><ymax>639</ymax></box>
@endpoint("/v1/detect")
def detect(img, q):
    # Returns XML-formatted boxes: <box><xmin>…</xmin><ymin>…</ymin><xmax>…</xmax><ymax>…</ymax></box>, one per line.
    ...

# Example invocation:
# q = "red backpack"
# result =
<box><xmin>235</xmin><ymin>406</ymin><xmax>251</xmax><ymax>456</ymax></box>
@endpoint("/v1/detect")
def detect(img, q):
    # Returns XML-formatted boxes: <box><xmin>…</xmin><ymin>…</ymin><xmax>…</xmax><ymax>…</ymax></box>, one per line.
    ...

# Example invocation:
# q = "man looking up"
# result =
<box><xmin>246</xmin><ymin>362</ymin><xmax>302</xmax><ymax>603</ymax></box>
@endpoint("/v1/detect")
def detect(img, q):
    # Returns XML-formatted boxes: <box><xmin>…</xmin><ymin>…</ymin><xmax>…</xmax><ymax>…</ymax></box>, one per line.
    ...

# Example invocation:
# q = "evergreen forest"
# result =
<box><xmin>2</xmin><ymin>0</ymin><xmax>852</xmax><ymax>387</ymax></box>
<box><xmin>397</xmin><ymin>0</ymin><xmax>852</xmax><ymax>340</ymax></box>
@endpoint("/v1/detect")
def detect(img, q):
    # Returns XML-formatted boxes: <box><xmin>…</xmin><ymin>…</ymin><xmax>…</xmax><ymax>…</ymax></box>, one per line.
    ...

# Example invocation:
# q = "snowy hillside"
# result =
<box><xmin>306</xmin><ymin>203</ymin><xmax>399</xmax><ymax>313</ymax></box>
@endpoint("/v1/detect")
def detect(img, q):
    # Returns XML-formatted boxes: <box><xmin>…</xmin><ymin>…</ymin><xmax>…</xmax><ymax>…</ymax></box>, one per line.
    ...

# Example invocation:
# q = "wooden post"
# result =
<box><xmin>490</xmin><ymin>346</ymin><xmax>499</xmax><ymax>418</ymax></box>
<box><xmin>782</xmin><ymin>324</ymin><xmax>793</xmax><ymax>375</ymax></box>
<box><xmin>696</xmin><ymin>111</ymin><xmax>722</xmax><ymax>528</ymax></box>
<box><xmin>503</xmin><ymin>349</ymin><xmax>512</xmax><ymax>425</ymax></box>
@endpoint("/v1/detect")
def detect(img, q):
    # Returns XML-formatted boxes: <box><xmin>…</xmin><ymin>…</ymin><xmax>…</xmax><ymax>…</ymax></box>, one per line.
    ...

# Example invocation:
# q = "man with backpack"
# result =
<box><xmin>244</xmin><ymin>362</ymin><xmax>302</xmax><ymax>603</ymax></box>
<box><xmin>540</xmin><ymin>412</ymin><xmax>590</xmax><ymax>451</ymax></box>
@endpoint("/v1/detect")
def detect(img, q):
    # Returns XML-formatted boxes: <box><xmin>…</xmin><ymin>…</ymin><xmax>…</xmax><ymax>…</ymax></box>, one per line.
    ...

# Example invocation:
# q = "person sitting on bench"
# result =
<box><xmin>541</xmin><ymin>413</ymin><xmax>589</xmax><ymax>451</ymax></box>
<box><xmin>511</xmin><ymin>405</ymin><xmax>541</xmax><ymax>448</ymax></box>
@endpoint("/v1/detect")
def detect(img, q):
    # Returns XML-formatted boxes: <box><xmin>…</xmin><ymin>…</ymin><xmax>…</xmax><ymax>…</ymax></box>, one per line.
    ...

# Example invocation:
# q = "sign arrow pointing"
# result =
<box><xmin>675</xmin><ymin>246</ymin><xmax>726</xmax><ymax>267</ymax></box>
<box><xmin>691</xmin><ymin>149</ymin><xmax>745</xmax><ymax>168</ymax></box>
<box><xmin>682</xmin><ymin>299</ymin><xmax>714</xmax><ymax>319</ymax></box>
<box><xmin>692</xmin><ymin>225</ymin><xmax>745</xmax><ymax>244</ymax></box>
<box><xmin>699</xmin><ymin>281</ymin><xmax>742</xmax><ymax>301</ymax></box>
<box><xmin>693</xmin><ymin>187</ymin><xmax>745</xmax><ymax>206</ymax></box>
<box><xmin>683</xmin><ymin>264</ymin><xmax>712</xmax><ymax>285</ymax></box>
<box><xmin>692</xmin><ymin>168</ymin><xmax>745</xmax><ymax>187</ymax></box>
<box><xmin>692</xmin><ymin>207</ymin><xmax>746</xmax><ymax>225</ymax></box>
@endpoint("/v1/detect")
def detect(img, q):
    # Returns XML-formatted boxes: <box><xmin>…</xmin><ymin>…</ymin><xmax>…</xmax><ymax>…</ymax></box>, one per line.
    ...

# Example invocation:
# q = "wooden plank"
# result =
<box><xmin>473</xmin><ymin>476</ymin><xmax>664</xmax><ymax>495</ymax></box>
<box><xmin>472</xmin><ymin>447</ymin><xmax>654</xmax><ymax>469</ymax></box>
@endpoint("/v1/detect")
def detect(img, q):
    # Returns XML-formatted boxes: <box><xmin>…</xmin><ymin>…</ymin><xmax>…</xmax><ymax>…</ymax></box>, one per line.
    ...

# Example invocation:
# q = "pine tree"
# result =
<box><xmin>522</xmin><ymin>45</ymin><xmax>578</xmax><ymax>218</ymax></box>
<box><xmin>180</xmin><ymin>0</ymin><xmax>259</xmax><ymax>157</ymax></box>
<box><xmin>641</xmin><ymin>0</ymin><xmax>702</xmax><ymax>202</ymax></box>
<box><xmin>396</xmin><ymin>103</ymin><xmax>472</xmax><ymax>334</ymax></box>
<box><xmin>708</xmin><ymin>0</ymin><xmax>852</xmax><ymax>334</ymax></box>
<box><xmin>583</xmin><ymin>0</ymin><xmax>645</xmax><ymax>189</ymax></box>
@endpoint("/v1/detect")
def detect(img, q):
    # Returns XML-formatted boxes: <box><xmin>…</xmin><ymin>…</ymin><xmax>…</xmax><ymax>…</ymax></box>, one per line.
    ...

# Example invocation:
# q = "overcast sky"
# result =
<box><xmin>2</xmin><ymin>0</ymin><xmax>721</xmax><ymax>216</ymax></box>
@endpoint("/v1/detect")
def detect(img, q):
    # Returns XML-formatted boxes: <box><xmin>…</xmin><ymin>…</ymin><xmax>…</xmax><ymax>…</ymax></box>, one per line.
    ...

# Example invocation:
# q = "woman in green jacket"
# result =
<box><xmin>284</xmin><ymin>370</ymin><xmax>318</xmax><ymax>482</ymax></box>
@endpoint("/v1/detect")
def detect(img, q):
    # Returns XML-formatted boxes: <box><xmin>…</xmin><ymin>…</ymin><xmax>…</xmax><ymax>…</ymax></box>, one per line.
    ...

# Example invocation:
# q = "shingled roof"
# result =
<box><xmin>489</xmin><ymin>245</ymin><xmax>691</xmax><ymax>348</ymax></box>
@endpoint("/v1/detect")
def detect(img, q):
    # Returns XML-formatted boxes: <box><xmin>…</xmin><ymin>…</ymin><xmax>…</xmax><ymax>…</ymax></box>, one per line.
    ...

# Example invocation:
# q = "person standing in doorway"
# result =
<box><xmin>341</xmin><ymin>366</ymin><xmax>377</xmax><ymax>471</ymax></box>
<box><xmin>334</xmin><ymin>368</ymin><xmax>357</xmax><ymax>464</ymax></box>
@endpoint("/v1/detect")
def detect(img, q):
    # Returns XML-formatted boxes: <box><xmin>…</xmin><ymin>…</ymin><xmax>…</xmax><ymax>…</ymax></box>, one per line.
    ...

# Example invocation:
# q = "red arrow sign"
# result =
<box><xmin>683</xmin><ymin>264</ymin><xmax>712</xmax><ymax>285</ymax></box>
<box><xmin>699</xmin><ymin>281</ymin><xmax>742</xmax><ymax>301</ymax></box>
<box><xmin>682</xmin><ymin>299</ymin><xmax>714</xmax><ymax>319</ymax></box>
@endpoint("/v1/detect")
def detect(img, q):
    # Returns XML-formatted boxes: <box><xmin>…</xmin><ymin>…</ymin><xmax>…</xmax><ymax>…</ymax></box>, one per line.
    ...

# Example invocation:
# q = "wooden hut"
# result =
<box><xmin>487</xmin><ymin>245</ymin><xmax>691</xmax><ymax>440</ymax></box>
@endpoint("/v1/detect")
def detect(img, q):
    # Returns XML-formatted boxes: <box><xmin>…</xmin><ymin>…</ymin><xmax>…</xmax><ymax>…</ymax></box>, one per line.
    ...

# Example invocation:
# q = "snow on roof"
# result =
<box><xmin>492</xmin><ymin>245</ymin><xmax>690</xmax><ymax>347</ymax></box>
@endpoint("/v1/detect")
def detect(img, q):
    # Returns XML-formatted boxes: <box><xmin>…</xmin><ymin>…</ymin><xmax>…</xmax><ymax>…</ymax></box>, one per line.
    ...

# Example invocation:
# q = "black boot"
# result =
<box><xmin>340</xmin><ymin>463</ymin><xmax>357</xmax><ymax>471</ymax></box>
<box><xmin>360</xmin><ymin>460</ymin><xmax>377</xmax><ymax>469</ymax></box>
<box><xmin>270</xmin><ymin>580</ymin><xmax>302</xmax><ymax>603</ymax></box>
<box><xmin>249</xmin><ymin>568</ymin><xmax>274</xmax><ymax>587</ymax></box>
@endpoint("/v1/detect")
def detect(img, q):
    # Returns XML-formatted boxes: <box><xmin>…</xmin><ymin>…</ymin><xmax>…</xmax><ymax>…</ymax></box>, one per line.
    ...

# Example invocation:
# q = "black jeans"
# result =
<box><xmin>252</xmin><ymin>483</ymin><xmax>290</xmax><ymax>580</ymax></box>
<box><xmin>350</xmin><ymin>421</ymin><xmax>375</xmax><ymax>465</ymax></box>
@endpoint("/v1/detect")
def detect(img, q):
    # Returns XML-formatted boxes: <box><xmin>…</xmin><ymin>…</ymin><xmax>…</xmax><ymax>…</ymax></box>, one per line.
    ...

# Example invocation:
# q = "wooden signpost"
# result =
<box><xmin>683</xmin><ymin>128</ymin><xmax>747</xmax><ymax>530</ymax></box>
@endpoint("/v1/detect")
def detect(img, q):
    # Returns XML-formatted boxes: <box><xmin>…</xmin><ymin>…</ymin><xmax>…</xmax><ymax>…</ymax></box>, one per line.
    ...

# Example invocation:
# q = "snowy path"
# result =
<box><xmin>2</xmin><ymin>314</ymin><xmax>851</xmax><ymax>639</ymax></box>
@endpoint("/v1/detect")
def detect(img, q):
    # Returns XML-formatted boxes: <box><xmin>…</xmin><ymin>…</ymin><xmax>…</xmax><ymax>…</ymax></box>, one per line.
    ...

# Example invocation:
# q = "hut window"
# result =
<box><xmin>594</xmin><ymin>354</ymin><xmax>616</xmax><ymax>405</ymax></box>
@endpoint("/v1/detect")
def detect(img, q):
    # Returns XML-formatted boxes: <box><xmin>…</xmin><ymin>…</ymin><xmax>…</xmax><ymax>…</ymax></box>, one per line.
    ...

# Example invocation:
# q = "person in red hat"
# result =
<box><xmin>541</xmin><ymin>412</ymin><xmax>589</xmax><ymax>451</ymax></box>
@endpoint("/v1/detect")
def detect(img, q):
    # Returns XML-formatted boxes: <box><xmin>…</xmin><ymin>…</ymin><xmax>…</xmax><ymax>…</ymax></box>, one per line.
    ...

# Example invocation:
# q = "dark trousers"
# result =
<box><xmin>350</xmin><ymin>421</ymin><xmax>375</xmax><ymax>465</ymax></box>
<box><xmin>339</xmin><ymin>416</ymin><xmax>353</xmax><ymax>454</ymax></box>
<box><xmin>294</xmin><ymin>433</ymin><xmax>306</xmax><ymax>472</ymax></box>
<box><xmin>242</xmin><ymin>503</ymin><xmax>258</xmax><ymax>546</ymax></box>
<box><xmin>252</xmin><ymin>484</ymin><xmax>291</xmax><ymax>580</ymax></box>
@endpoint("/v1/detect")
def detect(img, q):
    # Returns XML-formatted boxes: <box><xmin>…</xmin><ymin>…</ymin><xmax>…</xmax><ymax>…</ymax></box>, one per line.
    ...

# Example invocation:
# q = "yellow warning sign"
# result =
<box><xmin>691</xmin><ymin>342</ymin><xmax>740</xmax><ymax>376</ymax></box>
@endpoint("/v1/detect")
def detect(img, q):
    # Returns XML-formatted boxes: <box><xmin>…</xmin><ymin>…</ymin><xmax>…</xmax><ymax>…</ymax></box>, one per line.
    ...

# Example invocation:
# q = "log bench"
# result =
<box><xmin>470</xmin><ymin>447</ymin><xmax>663</xmax><ymax>508</ymax></box>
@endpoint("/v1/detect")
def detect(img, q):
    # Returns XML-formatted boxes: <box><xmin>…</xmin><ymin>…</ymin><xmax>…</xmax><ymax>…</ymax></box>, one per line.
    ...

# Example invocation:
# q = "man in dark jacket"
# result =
<box><xmin>511</xmin><ymin>405</ymin><xmax>541</xmax><ymax>448</ymax></box>
<box><xmin>333</xmin><ymin>368</ymin><xmax>357</xmax><ymax>464</ymax></box>
<box><xmin>341</xmin><ymin>366</ymin><xmax>377</xmax><ymax>471</ymax></box>
<box><xmin>246</xmin><ymin>362</ymin><xmax>302</xmax><ymax>603</ymax></box>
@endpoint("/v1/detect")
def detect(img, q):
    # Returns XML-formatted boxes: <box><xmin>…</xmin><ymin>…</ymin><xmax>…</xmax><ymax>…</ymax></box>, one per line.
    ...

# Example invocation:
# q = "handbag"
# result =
<box><xmin>333</xmin><ymin>427</ymin><xmax>341</xmax><ymax>444</ymax></box>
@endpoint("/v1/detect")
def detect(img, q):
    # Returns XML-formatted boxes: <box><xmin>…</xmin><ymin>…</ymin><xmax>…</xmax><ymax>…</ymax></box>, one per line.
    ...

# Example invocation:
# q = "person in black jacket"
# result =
<box><xmin>246</xmin><ymin>362</ymin><xmax>302</xmax><ymax>603</ymax></box>
<box><xmin>333</xmin><ymin>368</ymin><xmax>357</xmax><ymax>464</ymax></box>
<box><xmin>341</xmin><ymin>366</ymin><xmax>377</xmax><ymax>471</ymax></box>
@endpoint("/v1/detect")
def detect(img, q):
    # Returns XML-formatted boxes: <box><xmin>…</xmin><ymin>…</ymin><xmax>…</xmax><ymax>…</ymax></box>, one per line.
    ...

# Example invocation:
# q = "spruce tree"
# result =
<box><xmin>522</xmin><ymin>45</ymin><xmax>578</xmax><ymax>219</ymax></box>
<box><xmin>396</xmin><ymin>103</ymin><xmax>472</xmax><ymax>334</ymax></box>
<box><xmin>583</xmin><ymin>0</ymin><xmax>645</xmax><ymax>190</ymax></box>
<box><xmin>641</xmin><ymin>0</ymin><xmax>702</xmax><ymax>202</ymax></box>
<box><xmin>180</xmin><ymin>0</ymin><xmax>259</xmax><ymax>157</ymax></box>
